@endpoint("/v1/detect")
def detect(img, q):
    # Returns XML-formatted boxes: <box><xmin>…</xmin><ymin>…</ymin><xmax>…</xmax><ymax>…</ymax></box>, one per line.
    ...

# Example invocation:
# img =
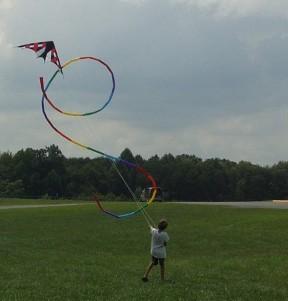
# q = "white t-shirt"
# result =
<box><xmin>150</xmin><ymin>226</ymin><xmax>170</xmax><ymax>259</ymax></box>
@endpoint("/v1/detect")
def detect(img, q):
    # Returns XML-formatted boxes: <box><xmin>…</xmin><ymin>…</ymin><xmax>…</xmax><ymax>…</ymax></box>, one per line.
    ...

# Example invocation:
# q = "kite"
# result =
<box><xmin>18</xmin><ymin>41</ymin><xmax>62</xmax><ymax>72</ymax></box>
<box><xmin>19</xmin><ymin>41</ymin><xmax>157</xmax><ymax>221</ymax></box>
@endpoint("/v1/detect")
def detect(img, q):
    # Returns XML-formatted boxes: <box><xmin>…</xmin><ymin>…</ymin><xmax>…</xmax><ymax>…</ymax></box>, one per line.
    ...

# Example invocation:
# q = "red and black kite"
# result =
<box><xmin>18</xmin><ymin>41</ymin><xmax>62</xmax><ymax>72</ymax></box>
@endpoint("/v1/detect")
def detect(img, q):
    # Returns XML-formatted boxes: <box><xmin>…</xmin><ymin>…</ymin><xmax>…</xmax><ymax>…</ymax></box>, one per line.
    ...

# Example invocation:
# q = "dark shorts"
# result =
<box><xmin>152</xmin><ymin>256</ymin><xmax>165</xmax><ymax>266</ymax></box>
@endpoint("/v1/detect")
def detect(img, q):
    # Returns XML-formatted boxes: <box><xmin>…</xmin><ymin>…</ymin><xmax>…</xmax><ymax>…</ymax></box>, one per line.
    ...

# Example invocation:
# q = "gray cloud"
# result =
<box><xmin>0</xmin><ymin>0</ymin><xmax>288</xmax><ymax>165</ymax></box>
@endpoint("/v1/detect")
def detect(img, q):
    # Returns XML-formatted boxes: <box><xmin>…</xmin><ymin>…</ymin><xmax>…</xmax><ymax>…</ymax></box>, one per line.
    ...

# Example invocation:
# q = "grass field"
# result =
<box><xmin>1</xmin><ymin>200</ymin><xmax>288</xmax><ymax>300</ymax></box>
<box><xmin>0</xmin><ymin>199</ymin><xmax>88</xmax><ymax>206</ymax></box>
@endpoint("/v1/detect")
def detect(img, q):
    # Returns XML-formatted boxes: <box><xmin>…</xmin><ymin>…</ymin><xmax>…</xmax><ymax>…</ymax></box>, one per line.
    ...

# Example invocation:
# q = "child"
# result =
<box><xmin>142</xmin><ymin>219</ymin><xmax>169</xmax><ymax>282</ymax></box>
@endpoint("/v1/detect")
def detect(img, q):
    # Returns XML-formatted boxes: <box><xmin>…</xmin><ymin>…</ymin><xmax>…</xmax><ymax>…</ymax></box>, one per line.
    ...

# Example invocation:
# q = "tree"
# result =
<box><xmin>45</xmin><ymin>170</ymin><xmax>63</xmax><ymax>198</ymax></box>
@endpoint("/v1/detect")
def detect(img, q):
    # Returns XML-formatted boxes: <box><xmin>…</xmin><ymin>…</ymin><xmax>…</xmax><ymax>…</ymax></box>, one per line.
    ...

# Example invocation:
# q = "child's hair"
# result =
<box><xmin>158</xmin><ymin>219</ymin><xmax>168</xmax><ymax>231</ymax></box>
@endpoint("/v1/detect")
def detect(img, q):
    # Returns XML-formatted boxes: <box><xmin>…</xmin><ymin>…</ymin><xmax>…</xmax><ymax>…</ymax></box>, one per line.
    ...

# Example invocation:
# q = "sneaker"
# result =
<box><xmin>142</xmin><ymin>277</ymin><xmax>148</xmax><ymax>282</ymax></box>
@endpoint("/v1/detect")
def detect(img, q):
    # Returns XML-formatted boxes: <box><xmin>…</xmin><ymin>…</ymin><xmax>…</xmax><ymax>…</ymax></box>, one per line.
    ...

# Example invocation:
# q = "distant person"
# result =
<box><xmin>142</xmin><ymin>219</ymin><xmax>169</xmax><ymax>282</ymax></box>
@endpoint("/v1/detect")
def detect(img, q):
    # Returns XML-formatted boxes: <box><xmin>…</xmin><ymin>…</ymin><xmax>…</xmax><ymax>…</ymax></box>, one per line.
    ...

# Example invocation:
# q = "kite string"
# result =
<box><xmin>111</xmin><ymin>160</ymin><xmax>155</xmax><ymax>227</ymax></box>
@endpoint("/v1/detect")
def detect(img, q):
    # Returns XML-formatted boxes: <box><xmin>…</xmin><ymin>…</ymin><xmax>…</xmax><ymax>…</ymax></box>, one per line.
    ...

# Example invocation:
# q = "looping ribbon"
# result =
<box><xmin>40</xmin><ymin>56</ymin><xmax>157</xmax><ymax>218</ymax></box>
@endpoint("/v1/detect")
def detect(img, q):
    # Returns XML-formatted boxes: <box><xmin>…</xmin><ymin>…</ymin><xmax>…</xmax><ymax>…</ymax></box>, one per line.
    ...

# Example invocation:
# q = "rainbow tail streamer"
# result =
<box><xmin>40</xmin><ymin>56</ymin><xmax>157</xmax><ymax>219</ymax></box>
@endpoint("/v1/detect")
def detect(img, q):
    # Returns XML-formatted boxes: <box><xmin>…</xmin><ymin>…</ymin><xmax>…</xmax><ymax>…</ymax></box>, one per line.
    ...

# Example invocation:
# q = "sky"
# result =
<box><xmin>1</xmin><ymin>0</ymin><xmax>288</xmax><ymax>165</ymax></box>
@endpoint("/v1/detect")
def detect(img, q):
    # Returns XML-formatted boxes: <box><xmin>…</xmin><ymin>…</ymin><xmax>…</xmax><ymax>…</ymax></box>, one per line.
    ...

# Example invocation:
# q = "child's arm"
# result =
<box><xmin>164</xmin><ymin>233</ymin><xmax>169</xmax><ymax>246</ymax></box>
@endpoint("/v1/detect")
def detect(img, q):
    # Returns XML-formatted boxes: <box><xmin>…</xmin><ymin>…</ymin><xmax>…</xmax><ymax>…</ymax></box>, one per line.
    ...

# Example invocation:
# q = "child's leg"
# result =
<box><xmin>143</xmin><ymin>257</ymin><xmax>158</xmax><ymax>281</ymax></box>
<box><xmin>143</xmin><ymin>262</ymin><xmax>154</xmax><ymax>279</ymax></box>
<box><xmin>159</xmin><ymin>259</ymin><xmax>165</xmax><ymax>280</ymax></box>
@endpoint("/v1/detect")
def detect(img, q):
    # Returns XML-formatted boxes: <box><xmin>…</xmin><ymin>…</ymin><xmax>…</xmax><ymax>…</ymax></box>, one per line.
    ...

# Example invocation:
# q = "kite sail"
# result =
<box><xmin>18</xmin><ymin>41</ymin><xmax>62</xmax><ymax>72</ymax></box>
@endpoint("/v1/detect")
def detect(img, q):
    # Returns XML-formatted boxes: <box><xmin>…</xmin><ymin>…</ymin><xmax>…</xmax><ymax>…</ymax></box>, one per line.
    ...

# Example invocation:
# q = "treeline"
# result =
<box><xmin>1</xmin><ymin>145</ymin><xmax>288</xmax><ymax>201</ymax></box>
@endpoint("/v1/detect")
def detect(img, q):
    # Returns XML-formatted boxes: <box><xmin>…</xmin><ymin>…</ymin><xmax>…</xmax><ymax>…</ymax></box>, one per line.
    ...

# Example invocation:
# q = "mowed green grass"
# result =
<box><xmin>0</xmin><ymin>201</ymin><xmax>288</xmax><ymax>301</ymax></box>
<box><xmin>0</xmin><ymin>199</ymin><xmax>88</xmax><ymax>206</ymax></box>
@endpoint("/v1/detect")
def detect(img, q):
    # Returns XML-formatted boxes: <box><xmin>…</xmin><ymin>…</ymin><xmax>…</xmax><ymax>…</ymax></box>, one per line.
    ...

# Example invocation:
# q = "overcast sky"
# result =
<box><xmin>1</xmin><ymin>0</ymin><xmax>288</xmax><ymax>165</ymax></box>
